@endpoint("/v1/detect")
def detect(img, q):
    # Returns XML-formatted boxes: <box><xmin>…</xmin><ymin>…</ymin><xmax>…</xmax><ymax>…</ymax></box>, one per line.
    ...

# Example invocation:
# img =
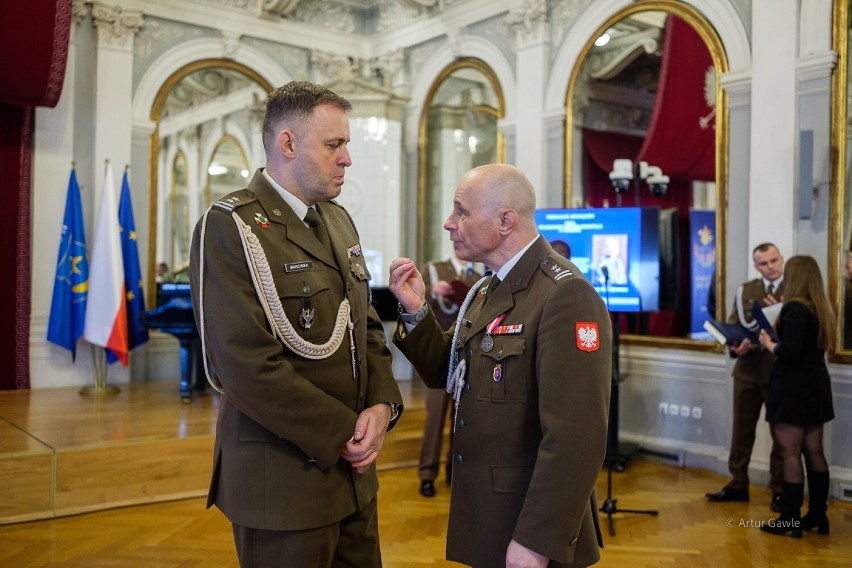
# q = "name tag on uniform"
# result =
<box><xmin>285</xmin><ymin>261</ymin><xmax>313</xmax><ymax>272</ymax></box>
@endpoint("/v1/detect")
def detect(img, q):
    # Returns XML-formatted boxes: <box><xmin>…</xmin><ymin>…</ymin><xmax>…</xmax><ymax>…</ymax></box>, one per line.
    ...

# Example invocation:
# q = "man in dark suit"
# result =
<box><xmin>417</xmin><ymin>254</ymin><xmax>482</xmax><ymax>497</ymax></box>
<box><xmin>389</xmin><ymin>164</ymin><xmax>611</xmax><ymax>567</ymax></box>
<box><xmin>189</xmin><ymin>81</ymin><xmax>402</xmax><ymax>567</ymax></box>
<box><xmin>705</xmin><ymin>242</ymin><xmax>784</xmax><ymax>511</ymax></box>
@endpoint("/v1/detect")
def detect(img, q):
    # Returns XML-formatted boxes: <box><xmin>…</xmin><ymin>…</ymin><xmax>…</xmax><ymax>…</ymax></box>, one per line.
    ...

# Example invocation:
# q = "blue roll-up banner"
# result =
<box><xmin>689</xmin><ymin>209</ymin><xmax>716</xmax><ymax>338</ymax></box>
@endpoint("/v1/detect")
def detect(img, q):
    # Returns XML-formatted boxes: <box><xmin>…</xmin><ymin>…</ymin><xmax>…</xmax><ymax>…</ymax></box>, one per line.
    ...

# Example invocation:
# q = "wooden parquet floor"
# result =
<box><xmin>0</xmin><ymin>460</ymin><xmax>850</xmax><ymax>567</ymax></box>
<box><xmin>1</xmin><ymin>379</ymin><xmax>850</xmax><ymax>566</ymax></box>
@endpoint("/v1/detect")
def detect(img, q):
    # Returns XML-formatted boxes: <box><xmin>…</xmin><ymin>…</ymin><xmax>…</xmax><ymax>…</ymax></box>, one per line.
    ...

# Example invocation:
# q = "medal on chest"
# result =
<box><xmin>482</xmin><ymin>313</ymin><xmax>505</xmax><ymax>353</ymax></box>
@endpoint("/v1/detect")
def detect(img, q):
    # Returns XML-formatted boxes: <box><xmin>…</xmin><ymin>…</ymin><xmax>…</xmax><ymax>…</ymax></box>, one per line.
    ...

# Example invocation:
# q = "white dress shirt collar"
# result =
<box><xmin>493</xmin><ymin>235</ymin><xmax>540</xmax><ymax>281</ymax></box>
<box><xmin>262</xmin><ymin>168</ymin><xmax>311</xmax><ymax>223</ymax></box>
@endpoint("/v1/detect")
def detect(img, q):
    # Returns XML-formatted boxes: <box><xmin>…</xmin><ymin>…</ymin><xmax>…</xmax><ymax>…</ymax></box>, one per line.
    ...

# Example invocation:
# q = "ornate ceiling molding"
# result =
<box><xmin>587</xmin><ymin>34</ymin><xmax>661</xmax><ymax>81</ymax></box>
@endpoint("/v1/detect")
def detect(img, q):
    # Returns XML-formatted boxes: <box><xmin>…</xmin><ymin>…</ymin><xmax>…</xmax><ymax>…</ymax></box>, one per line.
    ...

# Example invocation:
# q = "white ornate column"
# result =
<box><xmin>748</xmin><ymin>0</ymin><xmax>797</xmax><ymax>257</ymax></box>
<box><xmin>505</xmin><ymin>0</ymin><xmax>548</xmax><ymax>198</ymax></box>
<box><xmin>720</xmin><ymin>69</ymin><xmax>753</xmax><ymax>307</ymax></box>
<box><xmin>90</xmin><ymin>3</ymin><xmax>142</xmax><ymax>205</ymax></box>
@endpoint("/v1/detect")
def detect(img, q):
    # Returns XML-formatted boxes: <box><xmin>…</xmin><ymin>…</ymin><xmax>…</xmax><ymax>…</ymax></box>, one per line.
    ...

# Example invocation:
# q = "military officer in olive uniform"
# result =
<box><xmin>190</xmin><ymin>81</ymin><xmax>402</xmax><ymax>567</ymax></box>
<box><xmin>389</xmin><ymin>164</ymin><xmax>611</xmax><ymax>568</ymax></box>
<box><xmin>706</xmin><ymin>242</ymin><xmax>785</xmax><ymax>510</ymax></box>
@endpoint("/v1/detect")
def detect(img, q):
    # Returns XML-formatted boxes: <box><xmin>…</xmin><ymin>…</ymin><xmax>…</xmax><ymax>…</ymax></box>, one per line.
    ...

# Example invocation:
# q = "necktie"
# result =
<box><xmin>767</xmin><ymin>282</ymin><xmax>775</xmax><ymax>295</ymax></box>
<box><xmin>304</xmin><ymin>207</ymin><xmax>333</xmax><ymax>257</ymax></box>
<box><xmin>484</xmin><ymin>275</ymin><xmax>501</xmax><ymax>303</ymax></box>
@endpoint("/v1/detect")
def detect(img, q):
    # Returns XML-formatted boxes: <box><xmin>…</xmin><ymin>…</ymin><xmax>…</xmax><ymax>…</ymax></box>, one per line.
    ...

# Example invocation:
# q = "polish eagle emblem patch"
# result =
<box><xmin>576</xmin><ymin>322</ymin><xmax>600</xmax><ymax>352</ymax></box>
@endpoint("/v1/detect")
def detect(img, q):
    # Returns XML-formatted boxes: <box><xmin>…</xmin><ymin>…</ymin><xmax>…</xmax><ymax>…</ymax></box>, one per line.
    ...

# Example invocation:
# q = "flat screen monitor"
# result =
<box><xmin>535</xmin><ymin>207</ymin><xmax>661</xmax><ymax>312</ymax></box>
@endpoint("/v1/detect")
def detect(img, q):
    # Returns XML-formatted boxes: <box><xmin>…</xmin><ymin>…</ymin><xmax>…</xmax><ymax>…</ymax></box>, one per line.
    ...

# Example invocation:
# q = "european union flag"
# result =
<box><xmin>118</xmin><ymin>168</ymin><xmax>149</xmax><ymax>351</ymax></box>
<box><xmin>47</xmin><ymin>168</ymin><xmax>89</xmax><ymax>359</ymax></box>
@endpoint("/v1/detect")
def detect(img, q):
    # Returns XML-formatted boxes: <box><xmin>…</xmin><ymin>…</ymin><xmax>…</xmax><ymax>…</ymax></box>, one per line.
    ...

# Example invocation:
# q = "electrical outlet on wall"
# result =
<box><xmin>691</xmin><ymin>406</ymin><xmax>702</xmax><ymax>419</ymax></box>
<box><xmin>659</xmin><ymin>402</ymin><xmax>668</xmax><ymax>414</ymax></box>
<box><xmin>680</xmin><ymin>405</ymin><xmax>691</xmax><ymax>417</ymax></box>
<box><xmin>669</xmin><ymin>403</ymin><xmax>679</xmax><ymax>415</ymax></box>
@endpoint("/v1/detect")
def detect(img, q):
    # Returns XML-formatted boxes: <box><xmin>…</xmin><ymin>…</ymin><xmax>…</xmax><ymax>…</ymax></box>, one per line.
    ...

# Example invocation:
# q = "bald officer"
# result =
<box><xmin>389</xmin><ymin>164</ymin><xmax>611</xmax><ymax>568</ymax></box>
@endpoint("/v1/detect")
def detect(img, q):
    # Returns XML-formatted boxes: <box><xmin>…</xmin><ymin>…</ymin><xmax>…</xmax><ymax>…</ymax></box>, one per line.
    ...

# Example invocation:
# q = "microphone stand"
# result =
<box><xmin>599</xmin><ymin>266</ymin><xmax>658</xmax><ymax>536</ymax></box>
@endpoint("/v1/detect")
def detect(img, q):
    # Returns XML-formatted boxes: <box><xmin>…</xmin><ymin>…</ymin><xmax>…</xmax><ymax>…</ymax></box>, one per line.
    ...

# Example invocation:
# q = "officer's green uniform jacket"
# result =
<box><xmin>190</xmin><ymin>169</ymin><xmax>402</xmax><ymax>531</ymax></box>
<box><xmin>395</xmin><ymin>237</ymin><xmax>611</xmax><ymax>567</ymax></box>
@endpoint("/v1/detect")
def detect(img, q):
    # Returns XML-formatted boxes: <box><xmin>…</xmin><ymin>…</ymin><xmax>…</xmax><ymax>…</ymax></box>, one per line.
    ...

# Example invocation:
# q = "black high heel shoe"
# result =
<box><xmin>760</xmin><ymin>515</ymin><xmax>802</xmax><ymax>539</ymax></box>
<box><xmin>800</xmin><ymin>512</ymin><xmax>830</xmax><ymax>535</ymax></box>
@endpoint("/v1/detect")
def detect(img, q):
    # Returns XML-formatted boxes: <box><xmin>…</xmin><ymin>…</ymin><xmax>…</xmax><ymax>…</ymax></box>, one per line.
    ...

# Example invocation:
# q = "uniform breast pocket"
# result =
<box><xmin>477</xmin><ymin>336</ymin><xmax>527</xmax><ymax>403</ymax></box>
<box><xmin>273</xmin><ymin>269</ymin><xmax>334</xmax><ymax>341</ymax></box>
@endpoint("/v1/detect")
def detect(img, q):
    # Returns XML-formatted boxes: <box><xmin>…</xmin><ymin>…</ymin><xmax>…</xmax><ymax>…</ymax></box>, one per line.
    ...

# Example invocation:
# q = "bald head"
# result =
<box><xmin>461</xmin><ymin>164</ymin><xmax>537</xmax><ymax>230</ymax></box>
<box><xmin>444</xmin><ymin>164</ymin><xmax>540</xmax><ymax>270</ymax></box>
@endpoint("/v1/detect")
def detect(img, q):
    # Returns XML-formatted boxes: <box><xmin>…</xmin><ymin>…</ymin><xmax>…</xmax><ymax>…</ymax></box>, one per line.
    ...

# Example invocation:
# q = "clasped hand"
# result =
<box><xmin>340</xmin><ymin>403</ymin><xmax>392</xmax><ymax>474</ymax></box>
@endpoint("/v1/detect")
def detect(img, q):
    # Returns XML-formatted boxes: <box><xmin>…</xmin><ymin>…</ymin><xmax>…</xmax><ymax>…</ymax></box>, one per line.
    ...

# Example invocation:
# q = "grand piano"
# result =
<box><xmin>141</xmin><ymin>280</ymin><xmax>206</xmax><ymax>403</ymax></box>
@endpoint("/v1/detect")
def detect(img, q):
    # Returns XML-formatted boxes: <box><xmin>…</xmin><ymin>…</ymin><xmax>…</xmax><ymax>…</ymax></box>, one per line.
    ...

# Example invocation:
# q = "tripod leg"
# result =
<box><xmin>598</xmin><ymin>459</ymin><xmax>659</xmax><ymax>538</ymax></box>
<box><xmin>599</xmin><ymin>460</ymin><xmax>617</xmax><ymax>536</ymax></box>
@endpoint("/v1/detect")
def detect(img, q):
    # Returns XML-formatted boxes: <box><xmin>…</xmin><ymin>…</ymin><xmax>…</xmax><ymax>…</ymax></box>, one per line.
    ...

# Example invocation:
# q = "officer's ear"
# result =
<box><xmin>277</xmin><ymin>128</ymin><xmax>297</xmax><ymax>158</ymax></box>
<box><xmin>497</xmin><ymin>208</ymin><xmax>518</xmax><ymax>236</ymax></box>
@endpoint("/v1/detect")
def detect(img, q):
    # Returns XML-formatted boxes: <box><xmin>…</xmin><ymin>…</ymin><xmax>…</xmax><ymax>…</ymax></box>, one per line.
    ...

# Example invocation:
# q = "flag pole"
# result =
<box><xmin>80</xmin><ymin>343</ymin><xmax>121</xmax><ymax>397</ymax></box>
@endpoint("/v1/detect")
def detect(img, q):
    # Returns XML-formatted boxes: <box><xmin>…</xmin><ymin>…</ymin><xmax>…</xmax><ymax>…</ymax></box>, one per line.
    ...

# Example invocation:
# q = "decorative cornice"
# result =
<box><xmin>396</xmin><ymin>0</ymin><xmax>438</xmax><ymax>10</ymax></box>
<box><xmin>586</xmin><ymin>32</ymin><xmax>661</xmax><ymax>81</ymax></box>
<box><xmin>720</xmin><ymin>69</ymin><xmax>752</xmax><ymax>109</ymax></box>
<box><xmin>311</xmin><ymin>50</ymin><xmax>356</xmax><ymax>83</ymax></box>
<box><xmin>72</xmin><ymin>0</ymin><xmax>88</xmax><ymax>24</ymax></box>
<box><xmin>221</xmin><ymin>31</ymin><xmax>241</xmax><ymax>59</ymax></box>
<box><xmin>447</xmin><ymin>28</ymin><xmax>464</xmax><ymax>58</ymax></box>
<box><xmin>92</xmin><ymin>2</ymin><xmax>143</xmax><ymax>49</ymax></box>
<box><xmin>259</xmin><ymin>0</ymin><xmax>301</xmax><ymax>18</ymax></box>
<box><xmin>371</xmin><ymin>48</ymin><xmax>405</xmax><ymax>89</ymax></box>
<box><xmin>796</xmin><ymin>50</ymin><xmax>838</xmax><ymax>84</ymax></box>
<box><xmin>504</xmin><ymin>0</ymin><xmax>547</xmax><ymax>46</ymax></box>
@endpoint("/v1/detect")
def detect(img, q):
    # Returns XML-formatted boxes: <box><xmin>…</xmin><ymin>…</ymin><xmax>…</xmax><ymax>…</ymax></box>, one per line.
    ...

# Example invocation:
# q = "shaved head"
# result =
<box><xmin>465</xmin><ymin>164</ymin><xmax>535</xmax><ymax>217</ymax></box>
<box><xmin>444</xmin><ymin>164</ymin><xmax>540</xmax><ymax>270</ymax></box>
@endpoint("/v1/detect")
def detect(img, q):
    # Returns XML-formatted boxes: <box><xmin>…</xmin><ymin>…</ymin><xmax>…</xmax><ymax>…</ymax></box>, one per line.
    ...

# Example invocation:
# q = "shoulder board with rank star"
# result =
<box><xmin>212</xmin><ymin>189</ymin><xmax>257</xmax><ymax>213</ymax></box>
<box><xmin>539</xmin><ymin>256</ymin><xmax>574</xmax><ymax>282</ymax></box>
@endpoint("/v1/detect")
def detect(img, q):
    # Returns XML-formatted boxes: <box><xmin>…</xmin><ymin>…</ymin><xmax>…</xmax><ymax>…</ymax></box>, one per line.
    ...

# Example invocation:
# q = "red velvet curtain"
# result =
<box><xmin>635</xmin><ymin>15</ymin><xmax>715</xmax><ymax>180</ymax></box>
<box><xmin>580</xmin><ymin>14</ymin><xmax>715</xmax><ymax>337</ymax></box>
<box><xmin>0</xmin><ymin>0</ymin><xmax>72</xmax><ymax>389</ymax></box>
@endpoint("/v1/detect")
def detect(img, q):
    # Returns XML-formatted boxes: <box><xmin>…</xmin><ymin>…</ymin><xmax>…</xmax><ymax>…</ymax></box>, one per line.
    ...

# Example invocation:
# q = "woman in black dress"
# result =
<box><xmin>758</xmin><ymin>255</ymin><xmax>834</xmax><ymax>538</ymax></box>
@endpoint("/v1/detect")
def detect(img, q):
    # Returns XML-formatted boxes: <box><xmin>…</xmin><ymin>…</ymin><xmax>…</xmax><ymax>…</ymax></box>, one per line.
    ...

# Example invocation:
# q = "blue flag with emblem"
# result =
<box><xmin>47</xmin><ymin>168</ymin><xmax>89</xmax><ymax>359</ymax></box>
<box><xmin>118</xmin><ymin>168</ymin><xmax>149</xmax><ymax>352</ymax></box>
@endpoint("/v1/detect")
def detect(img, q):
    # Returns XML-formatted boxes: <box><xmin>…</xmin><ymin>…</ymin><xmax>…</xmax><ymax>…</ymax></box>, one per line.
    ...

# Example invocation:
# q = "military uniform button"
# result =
<box><xmin>303</xmin><ymin>286</ymin><xmax>311</xmax><ymax>294</ymax></box>
<box><xmin>464</xmin><ymin>384</ymin><xmax>470</xmax><ymax>391</ymax></box>
<box><xmin>359</xmin><ymin>392</ymin><xmax>365</xmax><ymax>400</ymax></box>
<box><xmin>457</xmin><ymin>418</ymin><xmax>465</xmax><ymax>428</ymax></box>
<box><xmin>454</xmin><ymin>454</ymin><xmax>463</xmax><ymax>463</ymax></box>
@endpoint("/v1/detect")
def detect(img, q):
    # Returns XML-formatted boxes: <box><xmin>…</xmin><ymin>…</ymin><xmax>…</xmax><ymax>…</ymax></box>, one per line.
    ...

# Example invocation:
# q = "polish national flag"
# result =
<box><xmin>83</xmin><ymin>161</ymin><xmax>129</xmax><ymax>366</ymax></box>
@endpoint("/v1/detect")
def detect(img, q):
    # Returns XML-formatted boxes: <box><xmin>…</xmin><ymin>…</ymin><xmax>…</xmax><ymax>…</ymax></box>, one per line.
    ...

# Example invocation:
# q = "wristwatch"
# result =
<box><xmin>386</xmin><ymin>402</ymin><xmax>399</xmax><ymax>421</ymax></box>
<box><xmin>398</xmin><ymin>302</ymin><xmax>428</xmax><ymax>323</ymax></box>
